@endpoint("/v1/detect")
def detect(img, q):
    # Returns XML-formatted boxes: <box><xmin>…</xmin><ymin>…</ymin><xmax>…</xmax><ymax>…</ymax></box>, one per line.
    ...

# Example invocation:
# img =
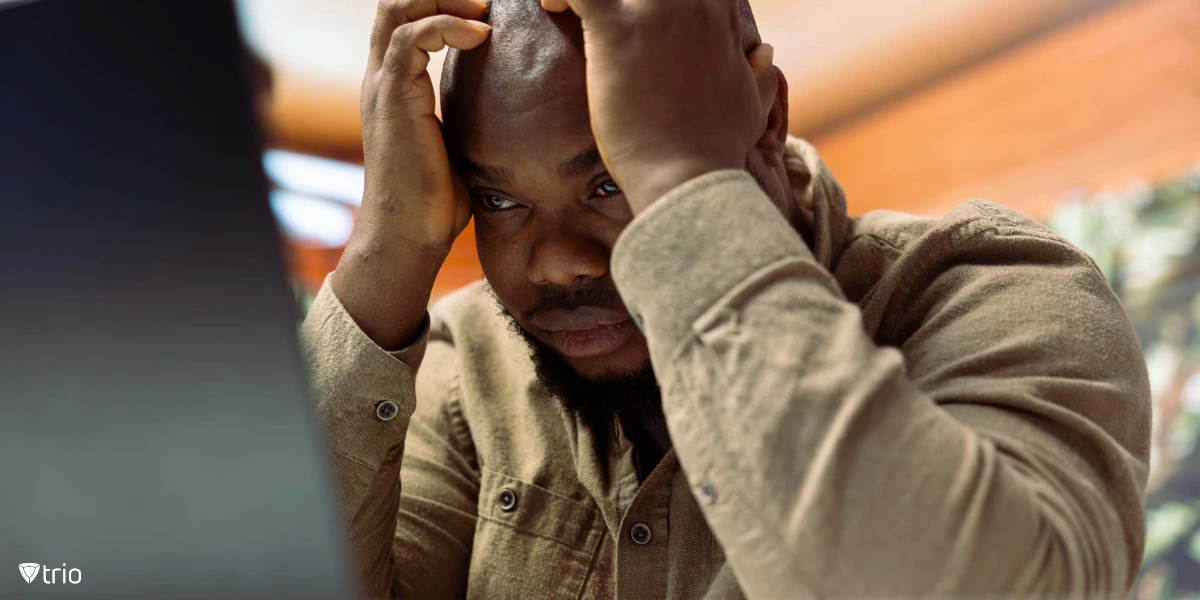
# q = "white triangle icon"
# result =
<box><xmin>19</xmin><ymin>563</ymin><xmax>40</xmax><ymax>584</ymax></box>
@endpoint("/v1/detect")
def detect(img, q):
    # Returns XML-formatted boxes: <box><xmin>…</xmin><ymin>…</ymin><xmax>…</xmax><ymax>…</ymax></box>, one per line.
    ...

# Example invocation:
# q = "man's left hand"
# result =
<box><xmin>542</xmin><ymin>0</ymin><xmax>776</xmax><ymax>214</ymax></box>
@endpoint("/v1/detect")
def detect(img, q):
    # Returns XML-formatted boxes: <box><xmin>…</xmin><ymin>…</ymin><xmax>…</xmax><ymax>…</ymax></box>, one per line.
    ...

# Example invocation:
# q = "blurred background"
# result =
<box><xmin>236</xmin><ymin>0</ymin><xmax>1200</xmax><ymax>596</ymax></box>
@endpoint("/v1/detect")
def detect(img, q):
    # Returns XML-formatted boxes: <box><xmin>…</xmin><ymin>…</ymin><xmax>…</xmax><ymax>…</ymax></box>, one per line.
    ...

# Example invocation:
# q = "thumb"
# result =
<box><xmin>540</xmin><ymin>0</ymin><xmax>616</xmax><ymax>19</ymax></box>
<box><xmin>748</xmin><ymin>43</ymin><xmax>777</xmax><ymax>113</ymax></box>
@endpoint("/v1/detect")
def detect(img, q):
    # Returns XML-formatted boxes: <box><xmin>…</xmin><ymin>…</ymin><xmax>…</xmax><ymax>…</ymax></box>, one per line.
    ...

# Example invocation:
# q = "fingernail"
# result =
<box><xmin>763</xmin><ymin>43</ymin><xmax>775</xmax><ymax>64</ymax></box>
<box><xmin>468</xmin><ymin>20</ymin><xmax>492</xmax><ymax>32</ymax></box>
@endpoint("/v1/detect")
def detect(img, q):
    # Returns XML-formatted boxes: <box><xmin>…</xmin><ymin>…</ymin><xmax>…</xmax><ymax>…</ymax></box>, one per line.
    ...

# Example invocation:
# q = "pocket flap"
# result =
<box><xmin>479</xmin><ymin>469</ymin><xmax>603</xmax><ymax>553</ymax></box>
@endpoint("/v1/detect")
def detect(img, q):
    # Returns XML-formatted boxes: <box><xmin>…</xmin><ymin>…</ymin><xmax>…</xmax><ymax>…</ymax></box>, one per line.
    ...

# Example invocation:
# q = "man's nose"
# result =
<box><xmin>527</xmin><ymin>232</ymin><xmax>610</xmax><ymax>287</ymax></box>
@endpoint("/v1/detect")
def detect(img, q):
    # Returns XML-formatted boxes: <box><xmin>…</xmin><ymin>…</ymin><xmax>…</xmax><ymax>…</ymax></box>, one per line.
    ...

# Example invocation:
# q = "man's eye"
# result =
<box><xmin>594</xmin><ymin>180</ymin><xmax>622</xmax><ymax>197</ymax></box>
<box><xmin>479</xmin><ymin>195</ymin><xmax>519</xmax><ymax>211</ymax></box>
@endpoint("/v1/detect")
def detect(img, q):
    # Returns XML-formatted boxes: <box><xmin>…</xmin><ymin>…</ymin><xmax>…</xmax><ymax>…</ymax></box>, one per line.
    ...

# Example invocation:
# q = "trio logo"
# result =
<box><xmin>18</xmin><ymin>563</ymin><xmax>39</xmax><ymax>584</ymax></box>
<box><xmin>18</xmin><ymin>562</ymin><xmax>81</xmax><ymax>584</ymax></box>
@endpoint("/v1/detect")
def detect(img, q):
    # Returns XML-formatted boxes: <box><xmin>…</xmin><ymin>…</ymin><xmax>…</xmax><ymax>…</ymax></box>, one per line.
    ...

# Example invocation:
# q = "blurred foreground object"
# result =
<box><xmin>0</xmin><ymin>1</ymin><xmax>354</xmax><ymax>598</ymax></box>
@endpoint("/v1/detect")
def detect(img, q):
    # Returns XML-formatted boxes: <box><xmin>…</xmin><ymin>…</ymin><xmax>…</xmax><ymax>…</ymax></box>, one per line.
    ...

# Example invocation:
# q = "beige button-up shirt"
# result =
<box><xmin>300</xmin><ymin>138</ymin><xmax>1151</xmax><ymax>599</ymax></box>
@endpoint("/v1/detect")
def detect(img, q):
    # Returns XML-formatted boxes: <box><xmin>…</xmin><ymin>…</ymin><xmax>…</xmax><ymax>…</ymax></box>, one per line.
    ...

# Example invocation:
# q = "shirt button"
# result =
<box><xmin>700</xmin><ymin>481</ymin><xmax>718</xmax><ymax>505</ymax></box>
<box><xmin>375</xmin><ymin>400</ymin><xmax>399</xmax><ymax>421</ymax></box>
<box><xmin>498</xmin><ymin>488</ymin><xmax>518</xmax><ymax>512</ymax></box>
<box><xmin>630</xmin><ymin>522</ymin><xmax>652</xmax><ymax>545</ymax></box>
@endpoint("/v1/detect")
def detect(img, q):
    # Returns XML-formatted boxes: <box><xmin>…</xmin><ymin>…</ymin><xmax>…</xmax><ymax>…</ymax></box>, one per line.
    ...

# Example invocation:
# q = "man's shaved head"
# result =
<box><xmin>440</xmin><ymin>0</ymin><xmax>759</xmax><ymax>130</ymax></box>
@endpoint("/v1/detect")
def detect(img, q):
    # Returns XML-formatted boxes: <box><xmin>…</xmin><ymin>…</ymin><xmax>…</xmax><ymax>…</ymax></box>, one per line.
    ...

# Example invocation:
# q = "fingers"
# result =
<box><xmin>369</xmin><ymin>0</ymin><xmax>489</xmax><ymax>68</ymax></box>
<box><xmin>748</xmin><ymin>43</ymin><xmax>776</xmax><ymax>110</ymax></box>
<box><xmin>539</xmin><ymin>0</ymin><xmax>615</xmax><ymax>19</ymax></box>
<box><xmin>384</xmin><ymin>15</ymin><xmax>492</xmax><ymax>81</ymax></box>
<box><xmin>748</xmin><ymin>42</ymin><xmax>775</xmax><ymax>78</ymax></box>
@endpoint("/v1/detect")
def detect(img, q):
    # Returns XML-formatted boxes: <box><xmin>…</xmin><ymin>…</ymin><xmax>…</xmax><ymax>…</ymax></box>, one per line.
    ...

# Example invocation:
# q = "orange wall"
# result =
<box><xmin>810</xmin><ymin>0</ymin><xmax>1200</xmax><ymax>219</ymax></box>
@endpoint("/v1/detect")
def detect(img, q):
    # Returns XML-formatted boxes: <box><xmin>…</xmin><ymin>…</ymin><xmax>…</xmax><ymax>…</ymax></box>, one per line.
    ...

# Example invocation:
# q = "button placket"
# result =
<box><xmin>613</xmin><ymin>451</ymin><xmax>678</xmax><ymax>599</ymax></box>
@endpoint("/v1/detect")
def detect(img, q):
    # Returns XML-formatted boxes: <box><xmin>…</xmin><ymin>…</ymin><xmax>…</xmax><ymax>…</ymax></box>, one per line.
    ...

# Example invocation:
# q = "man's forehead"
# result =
<box><xmin>455</xmin><ymin>131</ymin><xmax>602</xmax><ymax>186</ymax></box>
<box><xmin>447</xmin><ymin>73</ymin><xmax>590</xmax><ymax>141</ymax></box>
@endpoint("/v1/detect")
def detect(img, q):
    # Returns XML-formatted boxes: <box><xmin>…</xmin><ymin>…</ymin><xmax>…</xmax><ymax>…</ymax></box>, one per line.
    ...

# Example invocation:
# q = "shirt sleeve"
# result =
<box><xmin>300</xmin><ymin>280</ymin><xmax>478</xmax><ymax>599</ymax></box>
<box><xmin>609</xmin><ymin>170</ymin><xmax>1151</xmax><ymax>599</ymax></box>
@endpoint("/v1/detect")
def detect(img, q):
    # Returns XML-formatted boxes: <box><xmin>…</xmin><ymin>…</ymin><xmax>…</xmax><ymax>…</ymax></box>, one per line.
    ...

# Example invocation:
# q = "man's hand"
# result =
<box><xmin>332</xmin><ymin>0</ymin><xmax>492</xmax><ymax>350</ymax></box>
<box><xmin>541</xmin><ymin>0</ymin><xmax>775</xmax><ymax>214</ymax></box>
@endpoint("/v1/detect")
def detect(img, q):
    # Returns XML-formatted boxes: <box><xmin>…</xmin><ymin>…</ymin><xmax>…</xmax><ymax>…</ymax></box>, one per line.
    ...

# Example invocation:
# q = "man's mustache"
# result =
<box><xmin>521</xmin><ymin>284</ymin><xmax>626</xmax><ymax>324</ymax></box>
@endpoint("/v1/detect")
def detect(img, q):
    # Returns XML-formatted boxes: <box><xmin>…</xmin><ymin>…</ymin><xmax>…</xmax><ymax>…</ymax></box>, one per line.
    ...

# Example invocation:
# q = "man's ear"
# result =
<box><xmin>754</xmin><ymin>65</ymin><xmax>789</xmax><ymax>168</ymax></box>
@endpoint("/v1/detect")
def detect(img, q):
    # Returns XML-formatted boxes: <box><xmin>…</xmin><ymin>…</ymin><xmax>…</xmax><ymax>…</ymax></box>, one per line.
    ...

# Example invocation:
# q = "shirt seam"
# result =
<box><xmin>661</xmin><ymin>255</ymin><xmax>832</xmax><ymax>369</ymax></box>
<box><xmin>855</xmin><ymin>232</ymin><xmax>904</xmax><ymax>256</ymax></box>
<box><xmin>330</xmin><ymin>445</ymin><xmax>377</xmax><ymax>474</ymax></box>
<box><xmin>443</xmin><ymin>369</ymin><xmax>478</xmax><ymax>475</ymax></box>
<box><xmin>479</xmin><ymin>466</ymin><xmax>602</xmax><ymax>510</ymax></box>
<box><xmin>575</xmin><ymin>530</ymin><xmax>607</xmax><ymax>600</ymax></box>
<box><xmin>476</xmin><ymin>513</ymin><xmax>598</xmax><ymax>556</ymax></box>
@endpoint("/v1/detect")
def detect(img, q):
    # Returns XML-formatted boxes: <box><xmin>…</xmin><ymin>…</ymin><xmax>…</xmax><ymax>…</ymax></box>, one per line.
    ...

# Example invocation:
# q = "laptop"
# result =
<box><xmin>0</xmin><ymin>1</ymin><xmax>356</xmax><ymax>597</ymax></box>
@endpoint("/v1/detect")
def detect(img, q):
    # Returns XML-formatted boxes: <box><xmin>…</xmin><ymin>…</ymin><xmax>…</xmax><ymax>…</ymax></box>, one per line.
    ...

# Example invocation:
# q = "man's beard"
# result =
<box><xmin>483</xmin><ymin>282</ymin><xmax>662</xmax><ymax>422</ymax></box>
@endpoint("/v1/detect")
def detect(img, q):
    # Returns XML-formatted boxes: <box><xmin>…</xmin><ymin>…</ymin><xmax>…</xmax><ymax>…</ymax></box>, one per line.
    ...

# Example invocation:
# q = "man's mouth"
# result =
<box><xmin>531</xmin><ymin>306</ymin><xmax>638</xmax><ymax>359</ymax></box>
<box><xmin>549</xmin><ymin>320</ymin><xmax>638</xmax><ymax>359</ymax></box>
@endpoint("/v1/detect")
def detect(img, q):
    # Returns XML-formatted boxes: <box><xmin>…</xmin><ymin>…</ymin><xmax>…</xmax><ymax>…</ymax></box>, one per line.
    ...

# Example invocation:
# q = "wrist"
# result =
<box><xmin>331</xmin><ymin>236</ymin><xmax>444</xmax><ymax>351</ymax></box>
<box><xmin>621</xmin><ymin>156</ymin><xmax>741</xmax><ymax>215</ymax></box>
<box><xmin>357</xmin><ymin>185</ymin><xmax>461</xmax><ymax>255</ymax></box>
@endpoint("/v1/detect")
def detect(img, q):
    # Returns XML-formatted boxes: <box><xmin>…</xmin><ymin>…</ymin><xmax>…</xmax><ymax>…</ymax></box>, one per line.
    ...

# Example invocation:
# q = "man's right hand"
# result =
<box><xmin>332</xmin><ymin>0</ymin><xmax>492</xmax><ymax>350</ymax></box>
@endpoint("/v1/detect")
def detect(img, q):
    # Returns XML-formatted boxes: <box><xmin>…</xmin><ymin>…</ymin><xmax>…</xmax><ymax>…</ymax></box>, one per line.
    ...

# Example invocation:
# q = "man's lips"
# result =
<box><xmin>531</xmin><ymin>305</ymin><xmax>630</xmax><ymax>332</ymax></box>
<box><xmin>549</xmin><ymin>320</ymin><xmax>638</xmax><ymax>359</ymax></box>
<box><xmin>531</xmin><ymin>306</ymin><xmax>637</xmax><ymax>359</ymax></box>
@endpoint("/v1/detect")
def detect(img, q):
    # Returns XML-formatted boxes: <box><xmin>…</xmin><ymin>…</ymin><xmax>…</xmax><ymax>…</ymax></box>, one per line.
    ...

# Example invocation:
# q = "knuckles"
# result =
<box><xmin>388</xmin><ymin>22</ymin><xmax>415</xmax><ymax>51</ymax></box>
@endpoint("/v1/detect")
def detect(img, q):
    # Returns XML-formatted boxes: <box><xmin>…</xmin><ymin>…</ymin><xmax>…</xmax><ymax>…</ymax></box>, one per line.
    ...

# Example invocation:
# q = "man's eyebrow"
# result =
<box><xmin>557</xmin><ymin>146</ymin><xmax>603</xmax><ymax>179</ymax></box>
<box><xmin>456</xmin><ymin>157</ymin><xmax>513</xmax><ymax>186</ymax></box>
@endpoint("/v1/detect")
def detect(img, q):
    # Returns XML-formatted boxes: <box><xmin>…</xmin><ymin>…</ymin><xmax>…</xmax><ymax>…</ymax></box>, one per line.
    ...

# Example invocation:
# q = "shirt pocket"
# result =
<box><xmin>467</xmin><ymin>469</ymin><xmax>606</xmax><ymax>600</ymax></box>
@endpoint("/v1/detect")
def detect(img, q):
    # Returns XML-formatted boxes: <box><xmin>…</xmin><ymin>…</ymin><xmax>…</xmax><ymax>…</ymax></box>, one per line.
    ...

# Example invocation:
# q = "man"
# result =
<box><xmin>301</xmin><ymin>0</ymin><xmax>1152</xmax><ymax>597</ymax></box>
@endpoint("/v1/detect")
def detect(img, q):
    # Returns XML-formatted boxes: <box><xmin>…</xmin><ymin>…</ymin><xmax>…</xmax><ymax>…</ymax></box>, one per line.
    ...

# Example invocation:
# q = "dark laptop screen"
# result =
<box><xmin>0</xmin><ymin>1</ymin><xmax>355</xmax><ymax>598</ymax></box>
